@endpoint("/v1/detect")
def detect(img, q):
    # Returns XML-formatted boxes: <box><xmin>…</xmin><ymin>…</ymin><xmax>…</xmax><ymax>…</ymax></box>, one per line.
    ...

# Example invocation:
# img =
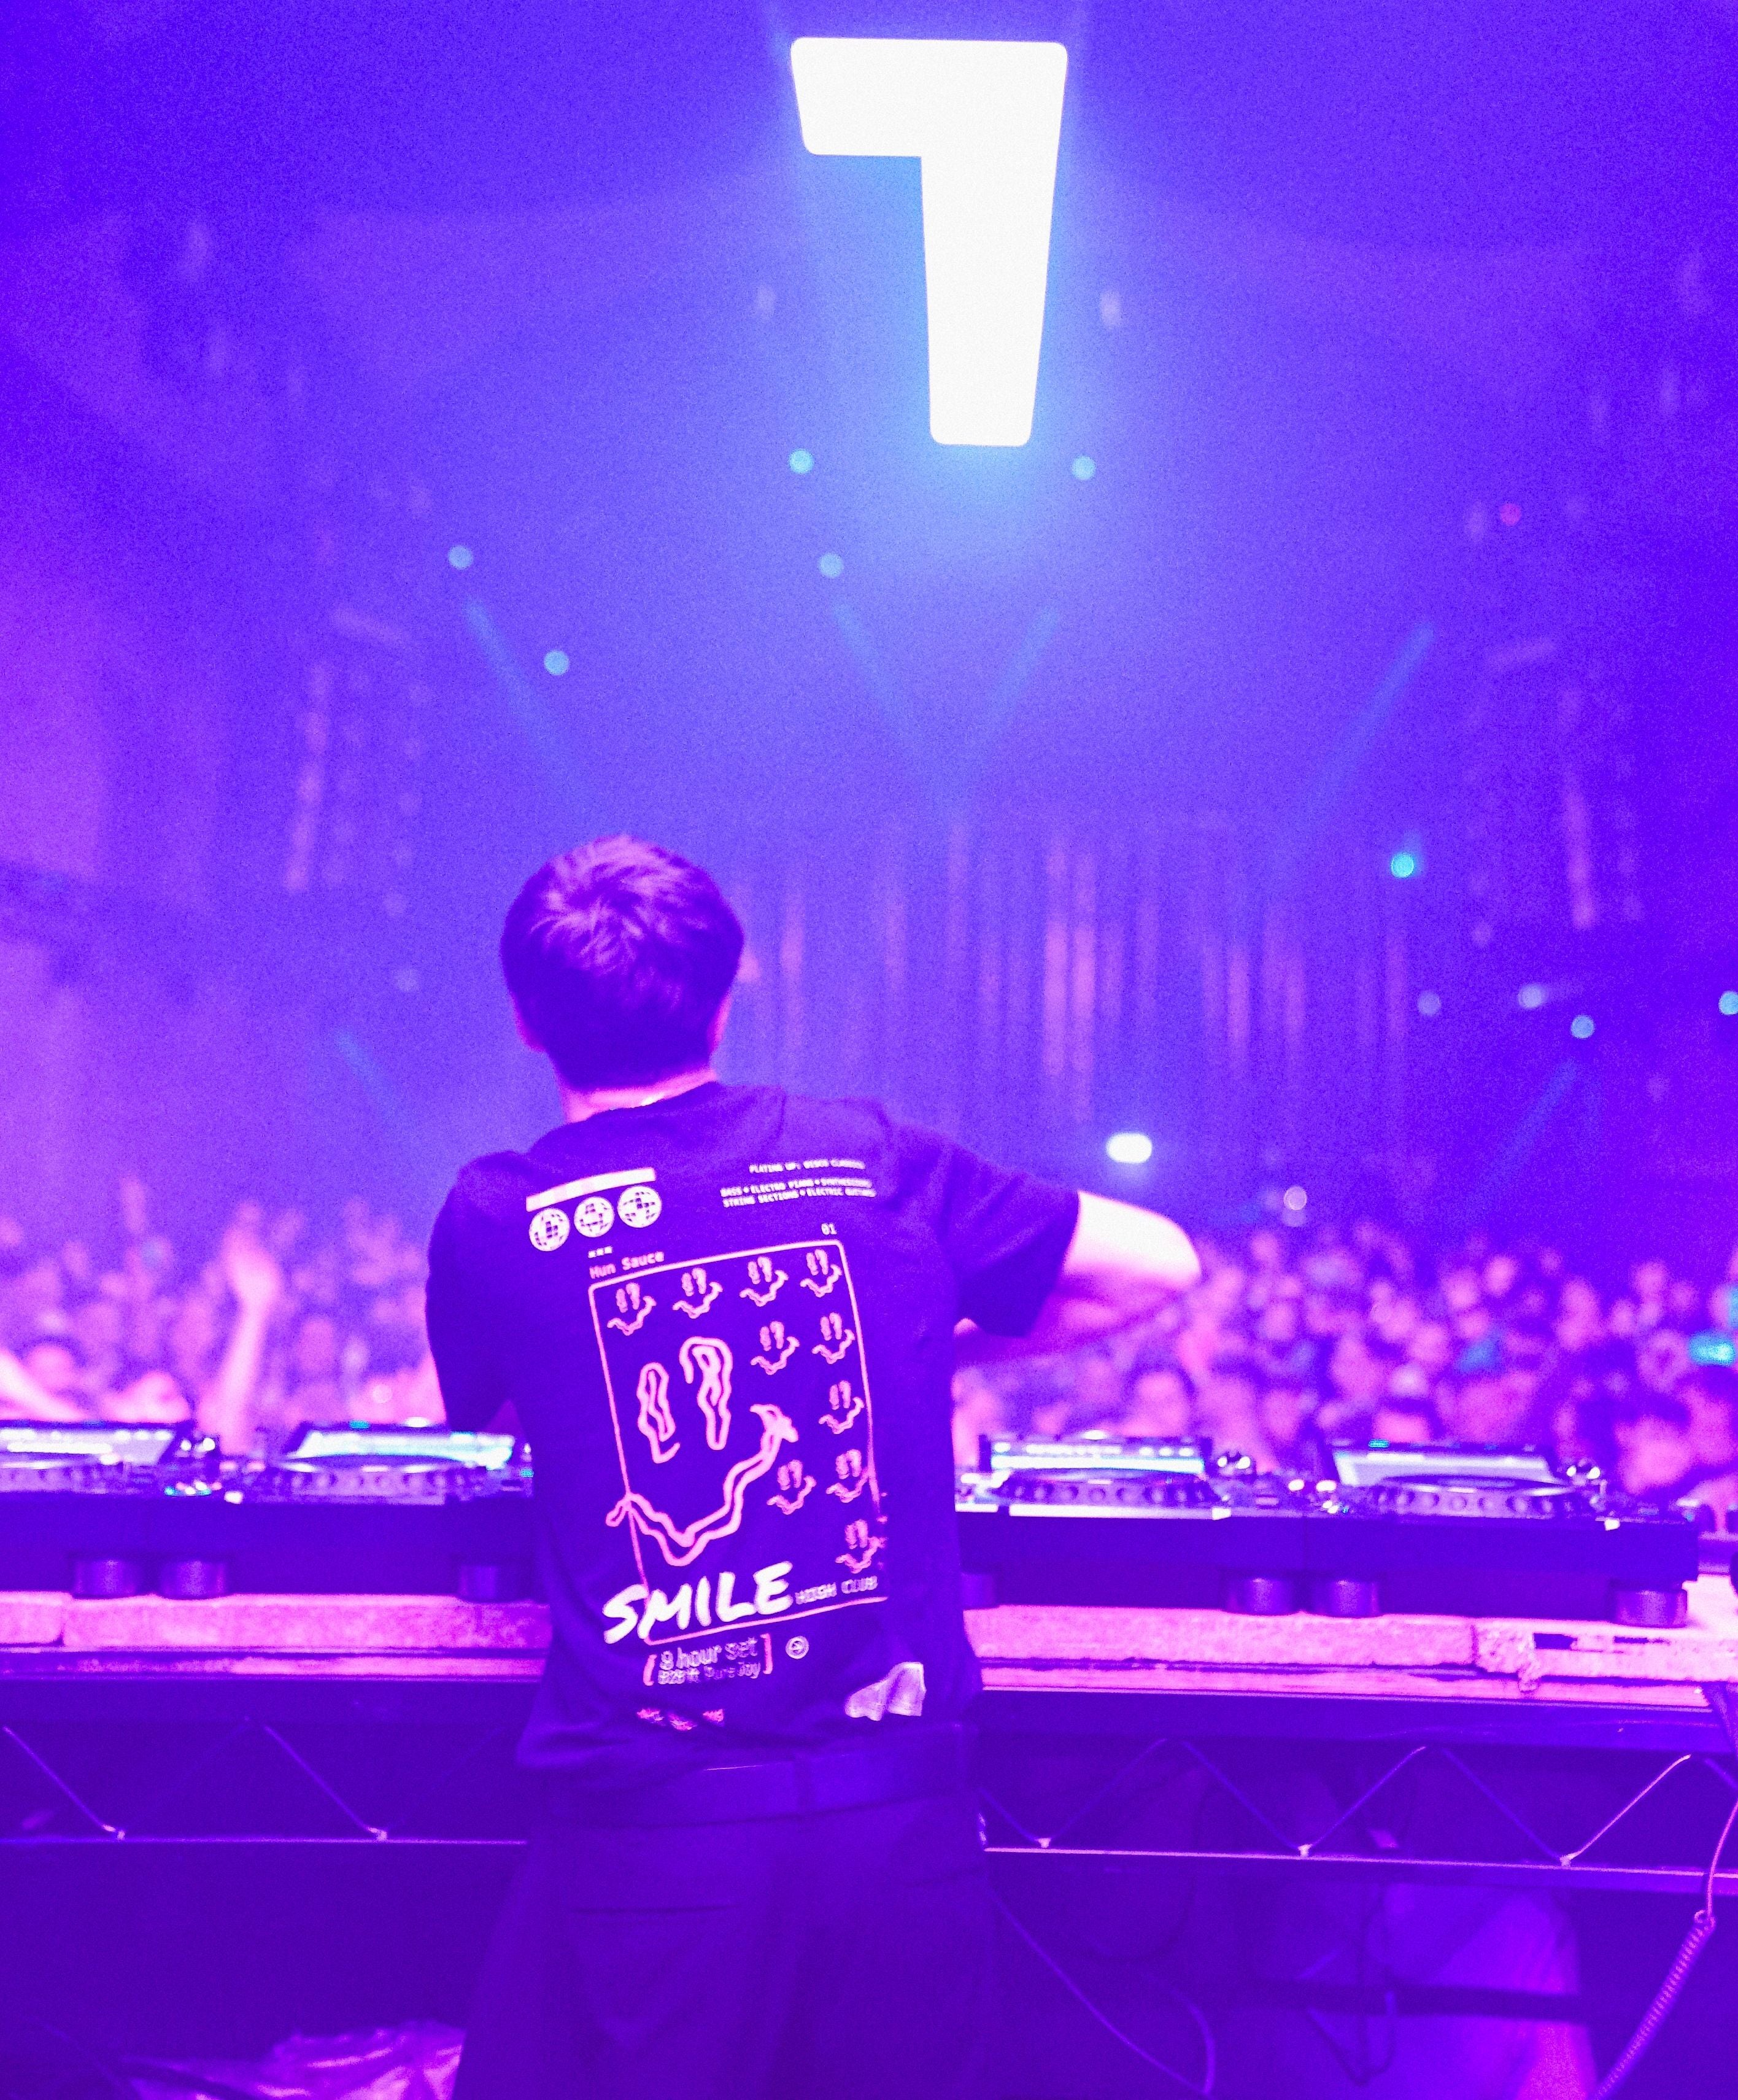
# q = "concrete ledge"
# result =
<box><xmin>0</xmin><ymin>1582</ymin><xmax>1731</xmax><ymax>1705</ymax></box>
<box><xmin>967</xmin><ymin>1575</ymin><xmax>1738</xmax><ymax>1695</ymax></box>
<box><xmin>59</xmin><ymin>1594</ymin><xmax>553</xmax><ymax>1652</ymax></box>
<box><xmin>0</xmin><ymin>1594</ymin><xmax>68</xmax><ymax>1646</ymax></box>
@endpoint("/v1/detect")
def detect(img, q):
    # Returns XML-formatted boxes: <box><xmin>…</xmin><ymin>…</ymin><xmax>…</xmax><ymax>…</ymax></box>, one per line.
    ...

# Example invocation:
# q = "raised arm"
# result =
<box><xmin>199</xmin><ymin>1227</ymin><xmax>285</xmax><ymax>1453</ymax></box>
<box><xmin>955</xmin><ymin>1191</ymin><xmax>1199</xmax><ymax>1364</ymax></box>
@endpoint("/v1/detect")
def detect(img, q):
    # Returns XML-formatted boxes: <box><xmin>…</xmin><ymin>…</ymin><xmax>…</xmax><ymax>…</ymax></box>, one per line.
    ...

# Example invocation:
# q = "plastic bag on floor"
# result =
<box><xmin>130</xmin><ymin>2021</ymin><xmax>462</xmax><ymax>2100</ymax></box>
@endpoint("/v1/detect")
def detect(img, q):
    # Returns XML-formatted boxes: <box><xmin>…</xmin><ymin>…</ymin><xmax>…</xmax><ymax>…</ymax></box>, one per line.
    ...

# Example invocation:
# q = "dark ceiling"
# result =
<box><xmin>9</xmin><ymin>0</ymin><xmax>1738</xmax><ymax>249</ymax></box>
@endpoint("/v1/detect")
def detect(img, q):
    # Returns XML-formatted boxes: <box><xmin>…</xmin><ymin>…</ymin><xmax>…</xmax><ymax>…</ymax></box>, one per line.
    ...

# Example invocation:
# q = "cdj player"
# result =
<box><xmin>258</xmin><ymin>1425</ymin><xmax>522</xmax><ymax>1502</ymax></box>
<box><xmin>0</xmin><ymin>1422</ymin><xmax>533</xmax><ymax>1601</ymax></box>
<box><xmin>957</xmin><ymin>1435</ymin><xmax>1698</xmax><ymax>1623</ymax></box>
<box><xmin>957</xmin><ymin>1435</ymin><xmax>1310</xmax><ymax>1616</ymax></box>
<box><xmin>0</xmin><ymin>1422</ymin><xmax>197</xmax><ymax>1494</ymax></box>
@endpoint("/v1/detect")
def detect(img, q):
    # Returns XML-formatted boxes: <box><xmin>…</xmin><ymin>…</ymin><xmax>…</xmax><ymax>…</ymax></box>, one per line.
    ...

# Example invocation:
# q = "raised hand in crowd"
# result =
<box><xmin>200</xmin><ymin>1220</ymin><xmax>287</xmax><ymax>1452</ymax></box>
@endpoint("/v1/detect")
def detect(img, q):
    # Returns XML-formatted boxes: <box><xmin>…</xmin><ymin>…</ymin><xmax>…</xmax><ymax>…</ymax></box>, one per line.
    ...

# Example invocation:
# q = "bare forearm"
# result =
<box><xmin>199</xmin><ymin>1309</ymin><xmax>270</xmax><ymax>1452</ymax></box>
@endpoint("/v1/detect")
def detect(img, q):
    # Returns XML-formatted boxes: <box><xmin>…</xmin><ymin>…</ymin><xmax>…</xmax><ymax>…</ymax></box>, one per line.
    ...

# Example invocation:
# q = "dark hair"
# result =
<box><xmin>1130</xmin><ymin>1347</ymin><xmax>1193</xmax><ymax>1388</ymax></box>
<box><xmin>500</xmin><ymin>836</ymin><xmax>744</xmax><ymax>1090</ymax></box>
<box><xmin>1207</xmin><ymin>1348</ymin><xmax>1267</xmax><ymax>1392</ymax></box>
<box><xmin>1610</xmin><ymin>1385</ymin><xmax>1688</xmax><ymax>1430</ymax></box>
<box><xmin>1683</xmin><ymin>1365</ymin><xmax>1738</xmax><ymax>1412</ymax></box>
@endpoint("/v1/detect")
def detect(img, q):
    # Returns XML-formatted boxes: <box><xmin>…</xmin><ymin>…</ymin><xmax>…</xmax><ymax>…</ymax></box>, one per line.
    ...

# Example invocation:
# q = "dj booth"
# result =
<box><xmin>1</xmin><ymin>1423</ymin><xmax>1734</xmax><ymax>2089</ymax></box>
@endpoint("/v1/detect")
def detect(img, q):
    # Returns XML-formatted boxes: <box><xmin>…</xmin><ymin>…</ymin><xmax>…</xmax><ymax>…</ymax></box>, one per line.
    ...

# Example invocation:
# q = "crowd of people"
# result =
<box><xmin>0</xmin><ymin>1180</ymin><xmax>439</xmax><ymax>1454</ymax></box>
<box><xmin>952</xmin><ymin>1217</ymin><xmax>1738</xmax><ymax>1525</ymax></box>
<box><xmin>3</xmin><ymin>1185</ymin><xmax>1737</xmax><ymax>1521</ymax></box>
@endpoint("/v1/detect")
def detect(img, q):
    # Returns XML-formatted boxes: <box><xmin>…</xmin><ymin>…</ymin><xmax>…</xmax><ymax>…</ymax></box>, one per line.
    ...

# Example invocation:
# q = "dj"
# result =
<box><xmin>429</xmin><ymin>835</ymin><xmax>1199</xmax><ymax>2100</ymax></box>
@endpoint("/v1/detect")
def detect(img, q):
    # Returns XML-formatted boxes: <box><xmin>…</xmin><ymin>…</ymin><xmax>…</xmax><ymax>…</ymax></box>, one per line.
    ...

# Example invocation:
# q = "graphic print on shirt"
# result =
<box><xmin>740</xmin><ymin>1255</ymin><xmax>787</xmax><ymax>1306</ymax></box>
<box><xmin>673</xmin><ymin>1266</ymin><xmax>722</xmax><ymax>1317</ymax></box>
<box><xmin>591</xmin><ymin>1239</ymin><xmax>885</xmax><ymax>1647</ymax></box>
<box><xmin>800</xmin><ymin>1247</ymin><xmax>844</xmax><ymax>1296</ymax></box>
<box><xmin>606</xmin><ymin>1281</ymin><xmax>656</xmax><ymax>1335</ymax></box>
<box><xmin>635</xmin><ymin>1361</ymin><xmax>679</xmax><ymax>1463</ymax></box>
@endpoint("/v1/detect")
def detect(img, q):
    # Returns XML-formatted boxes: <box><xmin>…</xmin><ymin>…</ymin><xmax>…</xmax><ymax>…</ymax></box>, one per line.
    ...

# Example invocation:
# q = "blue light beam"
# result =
<box><xmin>463</xmin><ymin>598</ymin><xmax>582</xmax><ymax>802</ymax></box>
<box><xmin>790</xmin><ymin>37</ymin><xmax>1068</xmax><ymax>447</ymax></box>
<box><xmin>1454</xmin><ymin>1060</ymin><xmax>1580</xmax><ymax>1230</ymax></box>
<box><xmin>1270</xmin><ymin>621</ymin><xmax>1435</xmax><ymax>893</ymax></box>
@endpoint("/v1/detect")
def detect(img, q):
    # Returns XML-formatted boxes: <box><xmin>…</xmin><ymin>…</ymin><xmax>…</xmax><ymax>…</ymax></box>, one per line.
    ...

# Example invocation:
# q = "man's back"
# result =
<box><xmin>428</xmin><ymin>1079</ymin><xmax>1077</xmax><ymax>1784</ymax></box>
<box><xmin>442</xmin><ymin>836</ymin><xmax>1190</xmax><ymax>2100</ymax></box>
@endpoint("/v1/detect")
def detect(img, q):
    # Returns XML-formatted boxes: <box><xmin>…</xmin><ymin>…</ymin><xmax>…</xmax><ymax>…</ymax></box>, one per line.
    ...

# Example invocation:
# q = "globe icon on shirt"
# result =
<box><xmin>618</xmin><ymin>1185</ymin><xmax>663</xmax><ymax>1229</ymax></box>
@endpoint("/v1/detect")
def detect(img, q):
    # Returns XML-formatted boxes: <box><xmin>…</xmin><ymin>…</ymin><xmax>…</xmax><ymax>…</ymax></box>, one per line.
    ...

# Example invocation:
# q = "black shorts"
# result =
<box><xmin>455</xmin><ymin>1781</ymin><xmax>992</xmax><ymax>2100</ymax></box>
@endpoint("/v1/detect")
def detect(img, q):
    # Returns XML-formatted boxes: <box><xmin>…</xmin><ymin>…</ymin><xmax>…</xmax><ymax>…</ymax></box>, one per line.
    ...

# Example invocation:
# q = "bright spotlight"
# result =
<box><xmin>1105</xmin><ymin>1131</ymin><xmax>1153</xmax><ymax>1165</ymax></box>
<box><xmin>1389</xmin><ymin>850</ymin><xmax>1418</xmax><ymax>880</ymax></box>
<box><xmin>790</xmin><ymin>37</ymin><xmax>1068</xmax><ymax>446</ymax></box>
<box><xmin>1721</xmin><ymin>991</ymin><xmax>1738</xmax><ymax>1018</ymax></box>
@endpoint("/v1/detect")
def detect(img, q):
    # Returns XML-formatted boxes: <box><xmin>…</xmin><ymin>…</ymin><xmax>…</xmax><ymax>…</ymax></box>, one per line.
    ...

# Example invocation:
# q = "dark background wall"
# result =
<box><xmin>4</xmin><ymin>0</ymin><xmax>1738</xmax><ymax>1280</ymax></box>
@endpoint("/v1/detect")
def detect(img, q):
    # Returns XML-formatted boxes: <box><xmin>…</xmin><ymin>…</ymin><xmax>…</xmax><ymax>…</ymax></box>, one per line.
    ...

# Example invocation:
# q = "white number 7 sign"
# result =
<box><xmin>790</xmin><ymin>37</ymin><xmax>1068</xmax><ymax>449</ymax></box>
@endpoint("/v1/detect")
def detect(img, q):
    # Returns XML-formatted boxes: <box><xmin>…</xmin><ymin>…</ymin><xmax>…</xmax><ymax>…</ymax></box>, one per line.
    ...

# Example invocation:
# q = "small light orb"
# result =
<box><xmin>818</xmin><ymin>552</ymin><xmax>844</xmax><ymax>578</ymax></box>
<box><xmin>1389</xmin><ymin>850</ymin><xmax>1418</xmax><ymax>880</ymax></box>
<box><xmin>1570</xmin><ymin>1013</ymin><xmax>1595</xmax><ymax>1040</ymax></box>
<box><xmin>1720</xmin><ymin>991</ymin><xmax>1738</xmax><ymax>1018</ymax></box>
<box><xmin>789</xmin><ymin>449</ymin><xmax>814</xmax><ymax>475</ymax></box>
<box><xmin>1281</xmin><ymin>1184</ymin><xmax>1308</xmax><ymax>1214</ymax></box>
<box><xmin>1105</xmin><ymin>1131</ymin><xmax>1153</xmax><ymax>1166</ymax></box>
<box><xmin>1517</xmin><ymin>983</ymin><xmax>1547</xmax><ymax>1011</ymax></box>
<box><xmin>1071</xmin><ymin>455</ymin><xmax>1096</xmax><ymax>481</ymax></box>
<box><xmin>1416</xmin><ymin>990</ymin><xmax>1442</xmax><ymax>1018</ymax></box>
<box><xmin>543</xmin><ymin>649</ymin><xmax>570</xmax><ymax>676</ymax></box>
<box><xmin>447</xmin><ymin>544</ymin><xmax>474</xmax><ymax>571</ymax></box>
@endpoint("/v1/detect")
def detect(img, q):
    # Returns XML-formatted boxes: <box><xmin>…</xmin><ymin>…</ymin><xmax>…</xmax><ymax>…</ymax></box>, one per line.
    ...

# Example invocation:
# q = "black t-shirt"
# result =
<box><xmin>426</xmin><ymin>1082</ymin><xmax>1077</xmax><ymax>1783</ymax></box>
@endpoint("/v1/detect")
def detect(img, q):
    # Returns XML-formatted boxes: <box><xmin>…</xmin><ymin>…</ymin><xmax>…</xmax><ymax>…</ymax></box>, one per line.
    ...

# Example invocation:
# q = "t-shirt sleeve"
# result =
<box><xmin>425</xmin><ymin>1181</ymin><xmax>508</xmax><ymax>1432</ymax></box>
<box><xmin>895</xmin><ymin>1124</ymin><xmax>1079</xmax><ymax>1336</ymax></box>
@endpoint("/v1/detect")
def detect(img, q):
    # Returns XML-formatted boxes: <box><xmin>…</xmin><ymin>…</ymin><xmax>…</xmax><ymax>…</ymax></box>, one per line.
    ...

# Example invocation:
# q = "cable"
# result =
<box><xmin>994</xmin><ymin>1891</ymin><xmax>1216</xmax><ymax>2096</ymax></box>
<box><xmin>1589</xmin><ymin>1784</ymin><xmax>1738</xmax><ymax>2099</ymax></box>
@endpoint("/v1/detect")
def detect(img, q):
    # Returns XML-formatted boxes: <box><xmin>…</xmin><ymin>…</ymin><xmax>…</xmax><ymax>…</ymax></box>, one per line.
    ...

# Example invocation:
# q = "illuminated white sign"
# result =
<box><xmin>790</xmin><ymin>37</ymin><xmax>1068</xmax><ymax>447</ymax></box>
